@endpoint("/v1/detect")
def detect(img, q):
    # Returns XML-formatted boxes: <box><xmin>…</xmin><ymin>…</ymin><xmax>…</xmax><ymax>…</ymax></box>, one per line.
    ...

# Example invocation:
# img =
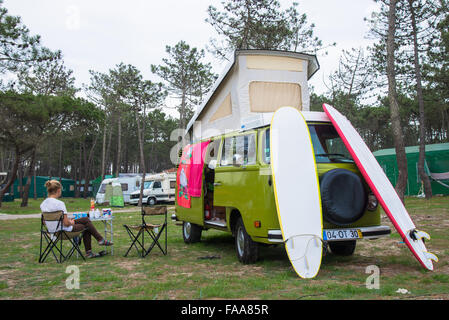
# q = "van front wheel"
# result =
<box><xmin>182</xmin><ymin>222</ymin><xmax>202</xmax><ymax>243</ymax></box>
<box><xmin>147</xmin><ymin>197</ymin><xmax>157</xmax><ymax>206</ymax></box>
<box><xmin>235</xmin><ymin>217</ymin><xmax>259</xmax><ymax>264</ymax></box>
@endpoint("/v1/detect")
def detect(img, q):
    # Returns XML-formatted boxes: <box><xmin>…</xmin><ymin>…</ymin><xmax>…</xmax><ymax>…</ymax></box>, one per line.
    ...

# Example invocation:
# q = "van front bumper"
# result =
<box><xmin>129</xmin><ymin>197</ymin><xmax>144</xmax><ymax>205</ymax></box>
<box><xmin>267</xmin><ymin>225</ymin><xmax>391</xmax><ymax>243</ymax></box>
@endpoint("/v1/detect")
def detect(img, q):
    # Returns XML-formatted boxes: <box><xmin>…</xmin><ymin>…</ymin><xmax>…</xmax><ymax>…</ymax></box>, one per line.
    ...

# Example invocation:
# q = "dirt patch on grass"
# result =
<box><xmin>115</xmin><ymin>259</ymin><xmax>142</xmax><ymax>272</ymax></box>
<box><xmin>357</xmin><ymin>237</ymin><xmax>403</xmax><ymax>258</ymax></box>
<box><xmin>163</xmin><ymin>262</ymin><xmax>265</xmax><ymax>282</ymax></box>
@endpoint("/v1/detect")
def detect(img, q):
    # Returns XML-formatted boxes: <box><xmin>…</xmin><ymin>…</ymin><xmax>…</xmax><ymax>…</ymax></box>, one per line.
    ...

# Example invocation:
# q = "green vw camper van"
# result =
<box><xmin>173</xmin><ymin>111</ymin><xmax>391</xmax><ymax>263</ymax></box>
<box><xmin>173</xmin><ymin>50</ymin><xmax>390</xmax><ymax>264</ymax></box>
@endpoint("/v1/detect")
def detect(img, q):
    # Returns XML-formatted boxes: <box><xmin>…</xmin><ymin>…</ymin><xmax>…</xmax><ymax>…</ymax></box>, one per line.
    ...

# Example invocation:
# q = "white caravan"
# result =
<box><xmin>129</xmin><ymin>172</ymin><xmax>176</xmax><ymax>206</ymax></box>
<box><xmin>95</xmin><ymin>175</ymin><xmax>142</xmax><ymax>204</ymax></box>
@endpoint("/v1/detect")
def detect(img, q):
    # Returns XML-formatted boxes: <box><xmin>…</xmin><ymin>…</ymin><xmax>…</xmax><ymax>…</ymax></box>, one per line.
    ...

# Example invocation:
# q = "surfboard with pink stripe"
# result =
<box><xmin>323</xmin><ymin>103</ymin><xmax>438</xmax><ymax>271</ymax></box>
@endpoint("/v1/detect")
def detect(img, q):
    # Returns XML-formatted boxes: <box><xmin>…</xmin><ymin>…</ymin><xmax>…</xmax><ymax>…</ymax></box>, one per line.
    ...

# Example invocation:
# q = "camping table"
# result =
<box><xmin>90</xmin><ymin>215</ymin><xmax>114</xmax><ymax>255</ymax></box>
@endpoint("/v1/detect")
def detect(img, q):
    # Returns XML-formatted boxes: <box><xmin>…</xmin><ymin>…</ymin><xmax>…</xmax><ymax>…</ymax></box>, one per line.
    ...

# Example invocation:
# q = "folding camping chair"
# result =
<box><xmin>123</xmin><ymin>206</ymin><xmax>168</xmax><ymax>258</ymax></box>
<box><xmin>39</xmin><ymin>211</ymin><xmax>86</xmax><ymax>263</ymax></box>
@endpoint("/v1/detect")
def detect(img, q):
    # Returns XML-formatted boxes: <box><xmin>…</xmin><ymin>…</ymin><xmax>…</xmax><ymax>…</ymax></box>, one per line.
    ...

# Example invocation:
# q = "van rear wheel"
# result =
<box><xmin>235</xmin><ymin>217</ymin><xmax>259</xmax><ymax>264</ymax></box>
<box><xmin>182</xmin><ymin>222</ymin><xmax>202</xmax><ymax>243</ymax></box>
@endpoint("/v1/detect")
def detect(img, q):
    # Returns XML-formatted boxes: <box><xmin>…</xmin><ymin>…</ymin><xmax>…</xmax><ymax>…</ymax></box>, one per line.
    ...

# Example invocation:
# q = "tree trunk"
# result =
<box><xmin>101</xmin><ymin>125</ymin><xmax>106</xmax><ymax>181</ymax></box>
<box><xmin>33</xmin><ymin>166</ymin><xmax>37</xmax><ymax>200</ymax></box>
<box><xmin>21</xmin><ymin>148</ymin><xmax>36</xmax><ymax>207</ymax></box>
<box><xmin>386</xmin><ymin>0</ymin><xmax>408</xmax><ymax>203</ymax></box>
<box><xmin>115</xmin><ymin>112</ymin><xmax>122</xmax><ymax>177</ymax></box>
<box><xmin>409</xmin><ymin>0</ymin><xmax>432</xmax><ymax>199</ymax></box>
<box><xmin>58</xmin><ymin>136</ymin><xmax>63</xmax><ymax>181</ymax></box>
<box><xmin>0</xmin><ymin>147</ymin><xmax>20</xmax><ymax>208</ymax></box>
<box><xmin>135</xmin><ymin>111</ymin><xmax>147</xmax><ymax>207</ymax></box>
<box><xmin>180</xmin><ymin>91</ymin><xmax>187</xmax><ymax>131</ymax></box>
<box><xmin>75</xmin><ymin>143</ymin><xmax>82</xmax><ymax>198</ymax></box>
<box><xmin>83</xmin><ymin>134</ymin><xmax>99</xmax><ymax>199</ymax></box>
<box><xmin>18</xmin><ymin>163</ymin><xmax>23</xmax><ymax>199</ymax></box>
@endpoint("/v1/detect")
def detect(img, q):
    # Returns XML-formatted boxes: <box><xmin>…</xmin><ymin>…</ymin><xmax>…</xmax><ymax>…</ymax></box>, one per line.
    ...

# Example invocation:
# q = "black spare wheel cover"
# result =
<box><xmin>320</xmin><ymin>169</ymin><xmax>367</xmax><ymax>226</ymax></box>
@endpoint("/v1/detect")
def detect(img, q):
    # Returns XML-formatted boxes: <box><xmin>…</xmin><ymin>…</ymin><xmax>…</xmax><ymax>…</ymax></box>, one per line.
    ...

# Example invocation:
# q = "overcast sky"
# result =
<box><xmin>4</xmin><ymin>0</ymin><xmax>380</xmax><ymax>115</ymax></box>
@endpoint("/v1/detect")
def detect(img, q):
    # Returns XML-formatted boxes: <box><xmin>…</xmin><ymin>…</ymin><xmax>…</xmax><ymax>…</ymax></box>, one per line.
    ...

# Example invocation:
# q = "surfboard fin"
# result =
<box><xmin>423</xmin><ymin>251</ymin><xmax>439</xmax><ymax>263</ymax></box>
<box><xmin>409</xmin><ymin>229</ymin><xmax>431</xmax><ymax>242</ymax></box>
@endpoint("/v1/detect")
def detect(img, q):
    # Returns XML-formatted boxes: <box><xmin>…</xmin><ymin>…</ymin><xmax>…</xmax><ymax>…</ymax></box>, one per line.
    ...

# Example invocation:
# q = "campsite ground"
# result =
<box><xmin>0</xmin><ymin>196</ymin><xmax>448</xmax><ymax>300</ymax></box>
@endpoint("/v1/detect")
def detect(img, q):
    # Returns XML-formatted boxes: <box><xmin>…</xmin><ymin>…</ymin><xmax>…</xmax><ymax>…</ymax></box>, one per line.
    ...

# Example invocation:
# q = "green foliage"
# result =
<box><xmin>0</xmin><ymin>0</ymin><xmax>57</xmax><ymax>74</ymax></box>
<box><xmin>16</xmin><ymin>54</ymin><xmax>77</xmax><ymax>97</ymax></box>
<box><xmin>206</xmin><ymin>0</ymin><xmax>327</xmax><ymax>59</ymax></box>
<box><xmin>0</xmin><ymin>91</ymin><xmax>103</xmax><ymax>150</ymax></box>
<box><xmin>151</xmin><ymin>40</ymin><xmax>217</xmax><ymax>128</ymax></box>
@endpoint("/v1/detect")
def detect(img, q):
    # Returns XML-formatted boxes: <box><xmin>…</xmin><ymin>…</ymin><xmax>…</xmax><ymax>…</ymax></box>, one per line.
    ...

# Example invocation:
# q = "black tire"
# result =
<box><xmin>235</xmin><ymin>217</ymin><xmax>259</xmax><ymax>264</ymax></box>
<box><xmin>329</xmin><ymin>240</ymin><xmax>356</xmax><ymax>256</ymax></box>
<box><xmin>182</xmin><ymin>221</ymin><xmax>202</xmax><ymax>243</ymax></box>
<box><xmin>147</xmin><ymin>197</ymin><xmax>157</xmax><ymax>206</ymax></box>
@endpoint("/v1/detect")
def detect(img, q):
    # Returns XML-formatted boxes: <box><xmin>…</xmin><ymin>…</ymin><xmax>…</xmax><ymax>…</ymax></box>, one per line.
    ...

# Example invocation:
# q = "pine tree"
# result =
<box><xmin>151</xmin><ymin>41</ymin><xmax>216</xmax><ymax>130</ymax></box>
<box><xmin>206</xmin><ymin>0</ymin><xmax>326</xmax><ymax>59</ymax></box>
<box><xmin>0</xmin><ymin>0</ymin><xmax>56</xmax><ymax>73</ymax></box>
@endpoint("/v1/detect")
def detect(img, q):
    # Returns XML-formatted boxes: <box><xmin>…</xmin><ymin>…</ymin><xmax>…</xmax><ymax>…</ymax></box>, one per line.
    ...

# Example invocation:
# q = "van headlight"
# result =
<box><xmin>367</xmin><ymin>192</ymin><xmax>379</xmax><ymax>211</ymax></box>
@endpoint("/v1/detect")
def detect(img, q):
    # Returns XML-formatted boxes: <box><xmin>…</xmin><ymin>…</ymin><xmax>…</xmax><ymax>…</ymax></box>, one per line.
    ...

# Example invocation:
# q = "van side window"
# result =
<box><xmin>221</xmin><ymin>136</ymin><xmax>234</xmax><ymax>166</ymax></box>
<box><xmin>235</xmin><ymin>134</ymin><xmax>256</xmax><ymax>165</ymax></box>
<box><xmin>170</xmin><ymin>180</ymin><xmax>176</xmax><ymax>189</ymax></box>
<box><xmin>153</xmin><ymin>181</ymin><xmax>162</xmax><ymax>189</ymax></box>
<box><xmin>221</xmin><ymin>134</ymin><xmax>256</xmax><ymax>166</ymax></box>
<box><xmin>121</xmin><ymin>183</ymin><xmax>128</xmax><ymax>191</ymax></box>
<box><xmin>262</xmin><ymin>129</ymin><xmax>270</xmax><ymax>164</ymax></box>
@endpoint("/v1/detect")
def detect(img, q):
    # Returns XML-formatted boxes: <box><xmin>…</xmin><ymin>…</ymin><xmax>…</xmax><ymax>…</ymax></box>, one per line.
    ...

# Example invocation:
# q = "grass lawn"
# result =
<box><xmin>0</xmin><ymin>198</ymin><xmax>135</xmax><ymax>215</ymax></box>
<box><xmin>0</xmin><ymin>197</ymin><xmax>448</xmax><ymax>300</ymax></box>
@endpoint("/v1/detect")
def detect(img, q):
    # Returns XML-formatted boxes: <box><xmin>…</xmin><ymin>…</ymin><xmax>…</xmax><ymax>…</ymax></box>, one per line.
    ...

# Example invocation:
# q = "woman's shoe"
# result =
<box><xmin>99</xmin><ymin>239</ymin><xmax>113</xmax><ymax>246</ymax></box>
<box><xmin>86</xmin><ymin>251</ymin><xmax>101</xmax><ymax>259</ymax></box>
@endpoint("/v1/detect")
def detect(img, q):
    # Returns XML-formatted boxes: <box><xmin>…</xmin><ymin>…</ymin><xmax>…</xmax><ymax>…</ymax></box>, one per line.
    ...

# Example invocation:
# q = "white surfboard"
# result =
<box><xmin>270</xmin><ymin>107</ymin><xmax>323</xmax><ymax>279</ymax></box>
<box><xmin>323</xmin><ymin>104</ymin><xmax>438</xmax><ymax>271</ymax></box>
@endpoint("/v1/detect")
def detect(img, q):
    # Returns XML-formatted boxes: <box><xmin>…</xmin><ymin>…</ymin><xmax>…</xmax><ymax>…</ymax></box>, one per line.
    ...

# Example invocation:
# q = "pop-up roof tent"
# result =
<box><xmin>185</xmin><ymin>50</ymin><xmax>320</xmax><ymax>142</ymax></box>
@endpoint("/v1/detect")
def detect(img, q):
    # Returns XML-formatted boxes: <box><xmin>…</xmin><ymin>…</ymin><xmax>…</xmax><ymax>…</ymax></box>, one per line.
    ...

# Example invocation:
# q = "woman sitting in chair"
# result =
<box><xmin>40</xmin><ymin>180</ymin><xmax>113</xmax><ymax>258</ymax></box>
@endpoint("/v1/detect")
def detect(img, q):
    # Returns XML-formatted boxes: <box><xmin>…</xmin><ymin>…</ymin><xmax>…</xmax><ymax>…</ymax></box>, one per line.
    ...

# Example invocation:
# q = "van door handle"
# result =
<box><xmin>214</xmin><ymin>182</ymin><xmax>222</xmax><ymax>187</ymax></box>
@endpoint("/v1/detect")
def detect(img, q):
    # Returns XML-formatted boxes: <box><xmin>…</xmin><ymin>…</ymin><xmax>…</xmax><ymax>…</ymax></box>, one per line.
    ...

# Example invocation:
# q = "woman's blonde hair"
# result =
<box><xmin>45</xmin><ymin>180</ymin><xmax>62</xmax><ymax>195</ymax></box>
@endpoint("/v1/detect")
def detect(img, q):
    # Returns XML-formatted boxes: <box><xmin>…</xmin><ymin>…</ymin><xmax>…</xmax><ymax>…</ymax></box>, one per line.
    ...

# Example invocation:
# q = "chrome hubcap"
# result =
<box><xmin>237</xmin><ymin>227</ymin><xmax>245</xmax><ymax>256</ymax></box>
<box><xmin>184</xmin><ymin>222</ymin><xmax>191</xmax><ymax>238</ymax></box>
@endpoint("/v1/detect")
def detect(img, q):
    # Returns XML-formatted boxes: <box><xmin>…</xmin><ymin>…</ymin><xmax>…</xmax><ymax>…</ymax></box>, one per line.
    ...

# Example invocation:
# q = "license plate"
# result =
<box><xmin>323</xmin><ymin>229</ymin><xmax>362</xmax><ymax>241</ymax></box>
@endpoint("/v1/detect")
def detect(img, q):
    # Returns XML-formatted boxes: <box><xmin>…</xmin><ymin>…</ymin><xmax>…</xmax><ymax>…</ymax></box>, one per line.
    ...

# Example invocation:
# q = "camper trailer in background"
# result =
<box><xmin>129</xmin><ymin>172</ymin><xmax>176</xmax><ymax>206</ymax></box>
<box><xmin>96</xmin><ymin>175</ymin><xmax>141</xmax><ymax>204</ymax></box>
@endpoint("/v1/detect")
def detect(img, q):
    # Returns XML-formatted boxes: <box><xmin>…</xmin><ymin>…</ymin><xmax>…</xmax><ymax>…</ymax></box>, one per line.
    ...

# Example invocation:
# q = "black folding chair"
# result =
<box><xmin>39</xmin><ymin>211</ymin><xmax>86</xmax><ymax>263</ymax></box>
<box><xmin>123</xmin><ymin>206</ymin><xmax>168</xmax><ymax>258</ymax></box>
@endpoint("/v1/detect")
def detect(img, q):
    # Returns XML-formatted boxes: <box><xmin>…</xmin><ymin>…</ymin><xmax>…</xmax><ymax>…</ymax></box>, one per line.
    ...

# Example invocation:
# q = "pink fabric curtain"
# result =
<box><xmin>189</xmin><ymin>141</ymin><xmax>211</xmax><ymax>197</ymax></box>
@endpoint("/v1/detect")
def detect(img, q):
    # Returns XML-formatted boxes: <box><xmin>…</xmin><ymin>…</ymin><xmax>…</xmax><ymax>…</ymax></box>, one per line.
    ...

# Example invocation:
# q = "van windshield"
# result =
<box><xmin>144</xmin><ymin>181</ymin><xmax>154</xmax><ymax>189</ymax></box>
<box><xmin>262</xmin><ymin>124</ymin><xmax>354</xmax><ymax>164</ymax></box>
<box><xmin>98</xmin><ymin>184</ymin><xmax>106</xmax><ymax>194</ymax></box>
<box><xmin>308</xmin><ymin>124</ymin><xmax>354</xmax><ymax>163</ymax></box>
